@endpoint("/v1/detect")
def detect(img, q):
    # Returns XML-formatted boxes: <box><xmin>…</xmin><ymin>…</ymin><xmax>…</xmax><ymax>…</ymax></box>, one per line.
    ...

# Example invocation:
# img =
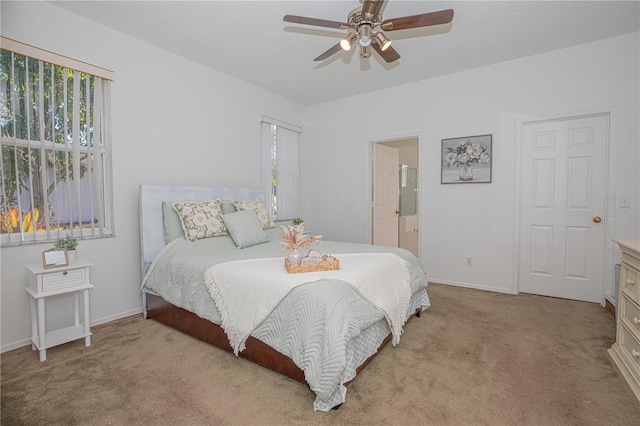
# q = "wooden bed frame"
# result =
<box><xmin>145</xmin><ymin>293</ymin><xmax>417</xmax><ymax>388</ymax></box>
<box><xmin>139</xmin><ymin>185</ymin><xmax>421</xmax><ymax>402</ymax></box>
<box><xmin>146</xmin><ymin>293</ymin><xmax>308</xmax><ymax>383</ymax></box>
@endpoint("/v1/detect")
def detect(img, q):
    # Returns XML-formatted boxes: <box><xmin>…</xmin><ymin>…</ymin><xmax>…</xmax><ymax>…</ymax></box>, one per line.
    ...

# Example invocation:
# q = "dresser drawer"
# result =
<box><xmin>619</xmin><ymin>323</ymin><xmax>640</xmax><ymax>371</ymax></box>
<box><xmin>621</xmin><ymin>264</ymin><xmax>639</xmax><ymax>303</ymax></box>
<box><xmin>621</xmin><ymin>294</ymin><xmax>640</xmax><ymax>339</ymax></box>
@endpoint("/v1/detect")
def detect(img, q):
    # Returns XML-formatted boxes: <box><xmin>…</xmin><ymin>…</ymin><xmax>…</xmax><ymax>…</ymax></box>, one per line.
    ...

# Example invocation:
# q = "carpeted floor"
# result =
<box><xmin>2</xmin><ymin>283</ymin><xmax>640</xmax><ymax>425</ymax></box>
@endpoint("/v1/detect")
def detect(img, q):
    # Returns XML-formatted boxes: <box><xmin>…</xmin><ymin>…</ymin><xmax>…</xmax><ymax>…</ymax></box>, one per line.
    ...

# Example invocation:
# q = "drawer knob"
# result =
<box><xmin>635</xmin><ymin>317</ymin><xmax>640</xmax><ymax>325</ymax></box>
<box><xmin>633</xmin><ymin>349</ymin><xmax>640</xmax><ymax>358</ymax></box>
<box><xmin>63</xmin><ymin>271</ymin><xmax>68</xmax><ymax>275</ymax></box>
<box><xmin>627</xmin><ymin>278</ymin><xmax>635</xmax><ymax>285</ymax></box>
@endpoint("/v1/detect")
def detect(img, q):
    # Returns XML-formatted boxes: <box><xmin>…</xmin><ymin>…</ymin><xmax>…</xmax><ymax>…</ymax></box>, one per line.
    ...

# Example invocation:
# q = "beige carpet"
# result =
<box><xmin>2</xmin><ymin>283</ymin><xmax>640</xmax><ymax>425</ymax></box>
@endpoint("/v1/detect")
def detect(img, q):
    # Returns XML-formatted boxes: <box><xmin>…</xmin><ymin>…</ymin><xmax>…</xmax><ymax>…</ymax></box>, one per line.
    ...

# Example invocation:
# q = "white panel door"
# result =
<box><xmin>519</xmin><ymin>115</ymin><xmax>608</xmax><ymax>302</ymax></box>
<box><xmin>373</xmin><ymin>144</ymin><xmax>399</xmax><ymax>247</ymax></box>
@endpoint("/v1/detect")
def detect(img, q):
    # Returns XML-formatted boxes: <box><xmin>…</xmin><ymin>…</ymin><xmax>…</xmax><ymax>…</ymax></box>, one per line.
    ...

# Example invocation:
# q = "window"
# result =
<box><xmin>0</xmin><ymin>38</ymin><xmax>114</xmax><ymax>246</ymax></box>
<box><xmin>260</xmin><ymin>117</ymin><xmax>301</xmax><ymax>222</ymax></box>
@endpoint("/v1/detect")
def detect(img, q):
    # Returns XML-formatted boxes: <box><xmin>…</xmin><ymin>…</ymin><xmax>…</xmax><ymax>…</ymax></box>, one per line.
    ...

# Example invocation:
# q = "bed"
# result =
<box><xmin>139</xmin><ymin>185</ymin><xmax>429</xmax><ymax>410</ymax></box>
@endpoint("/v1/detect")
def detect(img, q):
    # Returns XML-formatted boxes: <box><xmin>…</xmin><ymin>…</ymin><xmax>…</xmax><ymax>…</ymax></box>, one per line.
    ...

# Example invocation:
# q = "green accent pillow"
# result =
<box><xmin>163</xmin><ymin>201</ymin><xmax>184</xmax><ymax>243</ymax></box>
<box><xmin>221</xmin><ymin>200</ymin><xmax>237</xmax><ymax>215</ymax></box>
<box><xmin>172</xmin><ymin>199</ymin><xmax>227</xmax><ymax>241</ymax></box>
<box><xmin>222</xmin><ymin>210</ymin><xmax>268</xmax><ymax>249</ymax></box>
<box><xmin>232</xmin><ymin>198</ymin><xmax>275</xmax><ymax>229</ymax></box>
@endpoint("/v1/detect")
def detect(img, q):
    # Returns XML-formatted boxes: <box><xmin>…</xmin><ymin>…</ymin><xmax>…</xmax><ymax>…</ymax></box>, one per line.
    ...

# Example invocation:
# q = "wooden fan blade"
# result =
<box><xmin>284</xmin><ymin>15</ymin><xmax>349</xmax><ymax>30</ymax></box>
<box><xmin>314</xmin><ymin>43</ymin><xmax>343</xmax><ymax>61</ymax></box>
<box><xmin>372</xmin><ymin>42</ymin><xmax>400</xmax><ymax>63</ymax></box>
<box><xmin>362</xmin><ymin>0</ymin><xmax>385</xmax><ymax>20</ymax></box>
<box><xmin>381</xmin><ymin>9</ymin><xmax>454</xmax><ymax>31</ymax></box>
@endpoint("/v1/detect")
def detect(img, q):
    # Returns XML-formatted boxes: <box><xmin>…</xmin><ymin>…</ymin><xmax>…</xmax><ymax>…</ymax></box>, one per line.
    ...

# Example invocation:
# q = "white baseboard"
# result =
<box><xmin>1</xmin><ymin>282</ymin><xmax>515</xmax><ymax>353</ymax></box>
<box><xmin>427</xmin><ymin>278</ymin><xmax>516</xmax><ymax>295</ymax></box>
<box><xmin>91</xmin><ymin>307</ymin><xmax>143</xmax><ymax>327</ymax></box>
<box><xmin>1</xmin><ymin>307</ymin><xmax>144</xmax><ymax>354</ymax></box>
<box><xmin>1</xmin><ymin>338</ymin><xmax>32</xmax><ymax>353</ymax></box>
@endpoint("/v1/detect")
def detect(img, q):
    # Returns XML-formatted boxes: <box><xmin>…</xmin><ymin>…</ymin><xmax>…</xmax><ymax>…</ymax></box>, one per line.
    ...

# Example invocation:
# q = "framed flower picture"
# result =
<box><xmin>441</xmin><ymin>134</ymin><xmax>492</xmax><ymax>184</ymax></box>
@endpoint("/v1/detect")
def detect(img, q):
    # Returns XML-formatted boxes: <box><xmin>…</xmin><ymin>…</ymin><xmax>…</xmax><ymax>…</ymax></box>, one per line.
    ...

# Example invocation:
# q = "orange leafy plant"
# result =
<box><xmin>1</xmin><ymin>207</ymin><xmax>39</xmax><ymax>233</ymax></box>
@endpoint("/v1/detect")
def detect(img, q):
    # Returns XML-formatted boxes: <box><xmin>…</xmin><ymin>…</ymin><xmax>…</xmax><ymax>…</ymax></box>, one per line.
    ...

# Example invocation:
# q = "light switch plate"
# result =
<box><xmin>619</xmin><ymin>195</ymin><xmax>630</xmax><ymax>208</ymax></box>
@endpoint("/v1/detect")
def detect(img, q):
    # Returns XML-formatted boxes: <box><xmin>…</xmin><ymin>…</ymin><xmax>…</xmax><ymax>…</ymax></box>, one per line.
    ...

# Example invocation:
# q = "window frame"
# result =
<box><xmin>1</xmin><ymin>38</ymin><xmax>115</xmax><ymax>246</ymax></box>
<box><xmin>260</xmin><ymin>116</ymin><xmax>302</xmax><ymax>223</ymax></box>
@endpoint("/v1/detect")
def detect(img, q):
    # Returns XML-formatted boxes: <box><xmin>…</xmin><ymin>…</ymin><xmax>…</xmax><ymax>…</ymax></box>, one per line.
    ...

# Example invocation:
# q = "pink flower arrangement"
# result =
<box><xmin>280</xmin><ymin>223</ymin><xmax>312</xmax><ymax>251</ymax></box>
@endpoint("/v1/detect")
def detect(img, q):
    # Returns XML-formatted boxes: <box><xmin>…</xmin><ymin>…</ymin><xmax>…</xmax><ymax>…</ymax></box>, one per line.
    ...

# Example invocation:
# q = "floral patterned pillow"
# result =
<box><xmin>232</xmin><ymin>198</ymin><xmax>275</xmax><ymax>229</ymax></box>
<box><xmin>172</xmin><ymin>199</ymin><xmax>227</xmax><ymax>241</ymax></box>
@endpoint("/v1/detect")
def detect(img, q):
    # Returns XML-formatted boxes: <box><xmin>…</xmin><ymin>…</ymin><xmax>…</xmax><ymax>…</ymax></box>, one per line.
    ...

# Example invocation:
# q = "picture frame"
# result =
<box><xmin>42</xmin><ymin>248</ymin><xmax>68</xmax><ymax>269</ymax></box>
<box><xmin>441</xmin><ymin>134</ymin><xmax>493</xmax><ymax>184</ymax></box>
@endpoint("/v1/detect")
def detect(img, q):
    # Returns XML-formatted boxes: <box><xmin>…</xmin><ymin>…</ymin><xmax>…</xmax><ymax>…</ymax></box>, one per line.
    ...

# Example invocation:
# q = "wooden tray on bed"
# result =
<box><xmin>284</xmin><ymin>255</ymin><xmax>340</xmax><ymax>274</ymax></box>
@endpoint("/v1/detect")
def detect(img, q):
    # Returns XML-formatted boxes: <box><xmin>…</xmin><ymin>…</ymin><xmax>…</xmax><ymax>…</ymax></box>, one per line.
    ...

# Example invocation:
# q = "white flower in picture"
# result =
<box><xmin>441</xmin><ymin>135</ymin><xmax>493</xmax><ymax>184</ymax></box>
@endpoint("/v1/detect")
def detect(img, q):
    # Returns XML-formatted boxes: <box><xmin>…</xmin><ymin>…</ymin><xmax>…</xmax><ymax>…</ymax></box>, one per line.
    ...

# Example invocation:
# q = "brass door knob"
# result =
<box><xmin>396</xmin><ymin>210</ymin><xmax>400</xmax><ymax>215</ymax></box>
<box><xmin>593</xmin><ymin>216</ymin><xmax>602</xmax><ymax>223</ymax></box>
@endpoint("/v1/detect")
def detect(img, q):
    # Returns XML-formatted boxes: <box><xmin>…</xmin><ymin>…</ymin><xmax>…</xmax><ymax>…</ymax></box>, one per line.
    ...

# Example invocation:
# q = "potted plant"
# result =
<box><xmin>280</xmin><ymin>222</ymin><xmax>311</xmax><ymax>265</ymax></box>
<box><xmin>53</xmin><ymin>235</ymin><xmax>79</xmax><ymax>262</ymax></box>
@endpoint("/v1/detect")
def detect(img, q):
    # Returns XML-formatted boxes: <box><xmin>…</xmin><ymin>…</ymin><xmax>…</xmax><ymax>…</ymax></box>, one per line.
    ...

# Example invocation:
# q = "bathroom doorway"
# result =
<box><xmin>371</xmin><ymin>137</ymin><xmax>419</xmax><ymax>256</ymax></box>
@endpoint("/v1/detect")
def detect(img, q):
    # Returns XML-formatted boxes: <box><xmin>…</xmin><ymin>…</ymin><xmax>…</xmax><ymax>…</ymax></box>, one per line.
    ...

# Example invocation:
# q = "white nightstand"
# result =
<box><xmin>25</xmin><ymin>259</ymin><xmax>94</xmax><ymax>361</ymax></box>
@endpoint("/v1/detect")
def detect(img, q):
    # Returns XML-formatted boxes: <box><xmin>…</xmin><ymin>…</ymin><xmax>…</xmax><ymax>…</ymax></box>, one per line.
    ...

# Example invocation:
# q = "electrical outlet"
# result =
<box><xmin>466</xmin><ymin>256</ymin><xmax>472</xmax><ymax>266</ymax></box>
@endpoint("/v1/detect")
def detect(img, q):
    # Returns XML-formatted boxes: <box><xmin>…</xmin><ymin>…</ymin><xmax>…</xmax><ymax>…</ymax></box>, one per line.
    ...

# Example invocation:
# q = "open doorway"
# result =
<box><xmin>371</xmin><ymin>137</ymin><xmax>419</xmax><ymax>256</ymax></box>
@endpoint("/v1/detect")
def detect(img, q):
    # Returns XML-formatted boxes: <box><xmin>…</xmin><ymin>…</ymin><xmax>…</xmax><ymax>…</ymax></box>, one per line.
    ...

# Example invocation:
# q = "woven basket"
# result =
<box><xmin>284</xmin><ymin>255</ymin><xmax>340</xmax><ymax>274</ymax></box>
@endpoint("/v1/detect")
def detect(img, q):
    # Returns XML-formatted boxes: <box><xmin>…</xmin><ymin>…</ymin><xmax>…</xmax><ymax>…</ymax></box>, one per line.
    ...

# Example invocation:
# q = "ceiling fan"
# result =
<box><xmin>283</xmin><ymin>0</ymin><xmax>454</xmax><ymax>63</ymax></box>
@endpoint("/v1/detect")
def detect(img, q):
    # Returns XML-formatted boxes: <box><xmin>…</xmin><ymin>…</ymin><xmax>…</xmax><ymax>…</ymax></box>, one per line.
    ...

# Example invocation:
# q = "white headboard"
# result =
<box><xmin>139</xmin><ymin>185</ymin><xmax>264</xmax><ymax>278</ymax></box>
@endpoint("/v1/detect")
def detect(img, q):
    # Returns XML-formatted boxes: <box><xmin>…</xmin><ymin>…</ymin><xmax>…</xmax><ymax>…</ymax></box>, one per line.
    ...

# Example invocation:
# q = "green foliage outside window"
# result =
<box><xmin>1</xmin><ymin>49</ymin><xmax>95</xmax><ymax>234</ymax></box>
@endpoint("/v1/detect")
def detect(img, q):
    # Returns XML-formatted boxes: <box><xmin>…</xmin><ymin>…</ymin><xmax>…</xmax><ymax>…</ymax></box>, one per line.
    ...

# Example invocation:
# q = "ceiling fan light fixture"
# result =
<box><xmin>284</xmin><ymin>5</ymin><xmax>454</xmax><ymax>63</ymax></box>
<box><xmin>340</xmin><ymin>32</ymin><xmax>357</xmax><ymax>51</ymax></box>
<box><xmin>358</xmin><ymin>24</ymin><xmax>372</xmax><ymax>47</ymax></box>
<box><xmin>375</xmin><ymin>32</ymin><xmax>392</xmax><ymax>51</ymax></box>
<box><xmin>360</xmin><ymin>45</ymin><xmax>371</xmax><ymax>59</ymax></box>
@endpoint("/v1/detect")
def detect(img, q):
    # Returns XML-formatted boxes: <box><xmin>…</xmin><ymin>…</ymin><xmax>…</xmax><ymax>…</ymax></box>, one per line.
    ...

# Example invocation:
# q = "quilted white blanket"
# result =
<box><xmin>205</xmin><ymin>252</ymin><xmax>411</xmax><ymax>355</ymax></box>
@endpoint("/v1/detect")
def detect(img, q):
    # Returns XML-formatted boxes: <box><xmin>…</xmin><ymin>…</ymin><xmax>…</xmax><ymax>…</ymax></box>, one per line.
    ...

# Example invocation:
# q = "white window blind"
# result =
<box><xmin>0</xmin><ymin>40</ymin><xmax>114</xmax><ymax>246</ymax></box>
<box><xmin>261</xmin><ymin>117</ymin><xmax>301</xmax><ymax>222</ymax></box>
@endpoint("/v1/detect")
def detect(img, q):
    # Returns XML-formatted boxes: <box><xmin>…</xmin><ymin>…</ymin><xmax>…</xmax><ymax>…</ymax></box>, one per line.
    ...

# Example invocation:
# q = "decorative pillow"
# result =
<box><xmin>163</xmin><ymin>201</ymin><xmax>185</xmax><ymax>243</ymax></box>
<box><xmin>232</xmin><ymin>198</ymin><xmax>275</xmax><ymax>229</ymax></box>
<box><xmin>220</xmin><ymin>200</ymin><xmax>236</xmax><ymax>215</ymax></box>
<box><xmin>221</xmin><ymin>210</ymin><xmax>268</xmax><ymax>249</ymax></box>
<box><xmin>172</xmin><ymin>199</ymin><xmax>227</xmax><ymax>241</ymax></box>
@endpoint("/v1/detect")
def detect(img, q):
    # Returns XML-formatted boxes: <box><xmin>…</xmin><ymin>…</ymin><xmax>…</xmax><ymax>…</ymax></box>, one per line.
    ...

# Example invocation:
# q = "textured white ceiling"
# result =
<box><xmin>50</xmin><ymin>0</ymin><xmax>640</xmax><ymax>106</ymax></box>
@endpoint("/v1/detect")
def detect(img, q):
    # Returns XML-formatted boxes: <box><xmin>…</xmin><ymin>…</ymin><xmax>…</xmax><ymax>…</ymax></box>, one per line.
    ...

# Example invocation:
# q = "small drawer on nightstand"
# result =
<box><xmin>621</xmin><ymin>294</ymin><xmax>640</xmax><ymax>338</ymax></box>
<box><xmin>26</xmin><ymin>260</ymin><xmax>93</xmax><ymax>296</ymax></box>
<box><xmin>41</xmin><ymin>269</ymin><xmax>87</xmax><ymax>292</ymax></box>
<box><xmin>619</xmin><ymin>323</ymin><xmax>640</xmax><ymax>371</ymax></box>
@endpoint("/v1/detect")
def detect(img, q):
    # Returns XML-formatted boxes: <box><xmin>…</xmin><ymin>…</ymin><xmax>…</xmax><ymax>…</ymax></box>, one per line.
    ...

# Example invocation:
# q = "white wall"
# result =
<box><xmin>304</xmin><ymin>32</ymin><xmax>640</xmax><ymax>295</ymax></box>
<box><xmin>2</xmin><ymin>1</ymin><xmax>637</xmax><ymax>352</ymax></box>
<box><xmin>0</xmin><ymin>1</ymin><xmax>306</xmax><ymax>350</ymax></box>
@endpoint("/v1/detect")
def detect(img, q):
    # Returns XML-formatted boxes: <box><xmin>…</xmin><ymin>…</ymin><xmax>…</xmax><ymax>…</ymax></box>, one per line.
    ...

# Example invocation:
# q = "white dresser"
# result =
<box><xmin>609</xmin><ymin>239</ymin><xmax>640</xmax><ymax>401</ymax></box>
